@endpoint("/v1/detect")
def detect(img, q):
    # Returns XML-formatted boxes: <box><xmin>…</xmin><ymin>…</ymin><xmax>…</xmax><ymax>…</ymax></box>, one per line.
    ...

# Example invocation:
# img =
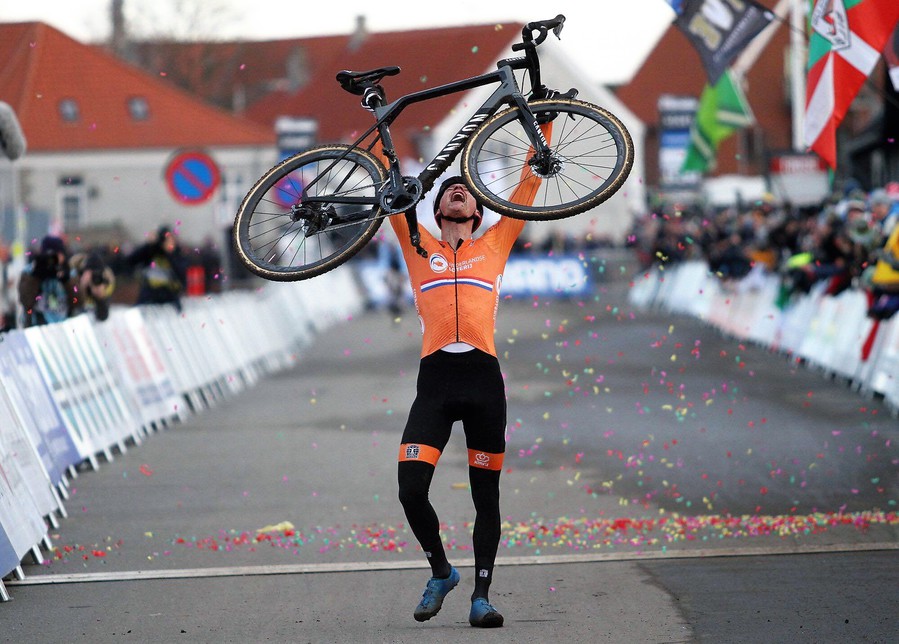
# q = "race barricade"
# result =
<box><xmin>0</xmin><ymin>379</ymin><xmax>55</xmax><ymax>600</ymax></box>
<box><xmin>629</xmin><ymin>261</ymin><xmax>897</xmax><ymax>414</ymax></box>
<box><xmin>0</xmin><ymin>331</ymin><xmax>81</xmax><ymax>488</ymax></box>
<box><xmin>1</xmin><ymin>265</ymin><xmax>366</xmax><ymax>597</ymax></box>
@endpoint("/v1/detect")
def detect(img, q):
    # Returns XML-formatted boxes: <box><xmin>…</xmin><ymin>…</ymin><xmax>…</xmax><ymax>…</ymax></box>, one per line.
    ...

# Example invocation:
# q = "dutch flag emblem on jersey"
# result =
<box><xmin>421</xmin><ymin>277</ymin><xmax>494</xmax><ymax>292</ymax></box>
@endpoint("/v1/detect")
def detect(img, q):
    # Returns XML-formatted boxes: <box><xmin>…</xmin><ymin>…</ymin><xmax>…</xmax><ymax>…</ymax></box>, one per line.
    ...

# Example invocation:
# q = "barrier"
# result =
<box><xmin>629</xmin><ymin>260</ymin><xmax>899</xmax><ymax>413</ymax></box>
<box><xmin>0</xmin><ymin>266</ymin><xmax>364</xmax><ymax>599</ymax></box>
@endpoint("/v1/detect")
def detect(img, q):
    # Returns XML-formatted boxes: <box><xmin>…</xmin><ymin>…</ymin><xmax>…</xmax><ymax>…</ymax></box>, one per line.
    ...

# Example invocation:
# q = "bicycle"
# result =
<box><xmin>233</xmin><ymin>15</ymin><xmax>634</xmax><ymax>281</ymax></box>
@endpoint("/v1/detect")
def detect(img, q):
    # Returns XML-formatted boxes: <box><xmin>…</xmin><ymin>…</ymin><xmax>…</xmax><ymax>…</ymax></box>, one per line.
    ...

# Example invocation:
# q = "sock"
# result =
<box><xmin>472</xmin><ymin>566</ymin><xmax>492</xmax><ymax>600</ymax></box>
<box><xmin>423</xmin><ymin>546</ymin><xmax>452</xmax><ymax>579</ymax></box>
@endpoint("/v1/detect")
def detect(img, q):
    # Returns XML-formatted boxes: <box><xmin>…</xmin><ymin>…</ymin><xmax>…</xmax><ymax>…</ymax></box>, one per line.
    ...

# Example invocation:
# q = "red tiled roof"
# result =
<box><xmin>238</xmin><ymin>23</ymin><xmax>522</xmax><ymax>158</ymax></box>
<box><xmin>0</xmin><ymin>22</ymin><xmax>275</xmax><ymax>152</ymax></box>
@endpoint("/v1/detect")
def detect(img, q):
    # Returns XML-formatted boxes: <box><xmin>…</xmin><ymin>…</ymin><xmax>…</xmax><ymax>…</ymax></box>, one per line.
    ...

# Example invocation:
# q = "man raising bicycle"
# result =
<box><xmin>389</xmin><ymin>131</ymin><xmax>549</xmax><ymax>628</ymax></box>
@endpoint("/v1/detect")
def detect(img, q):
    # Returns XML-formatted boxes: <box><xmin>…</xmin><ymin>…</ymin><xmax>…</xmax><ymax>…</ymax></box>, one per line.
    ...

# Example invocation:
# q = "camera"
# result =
<box><xmin>32</xmin><ymin>251</ymin><xmax>60</xmax><ymax>278</ymax></box>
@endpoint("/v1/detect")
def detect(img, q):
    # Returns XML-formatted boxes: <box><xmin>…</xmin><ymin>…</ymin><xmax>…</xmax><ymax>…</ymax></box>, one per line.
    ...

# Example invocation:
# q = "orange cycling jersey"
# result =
<box><xmin>390</xmin><ymin>213</ymin><xmax>523</xmax><ymax>357</ymax></box>
<box><xmin>389</xmin><ymin>143</ymin><xmax>549</xmax><ymax>358</ymax></box>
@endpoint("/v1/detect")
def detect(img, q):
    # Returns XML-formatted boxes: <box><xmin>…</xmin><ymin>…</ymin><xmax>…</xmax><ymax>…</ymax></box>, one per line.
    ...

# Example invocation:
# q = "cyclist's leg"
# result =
<box><xmin>397</xmin><ymin>359</ymin><xmax>455</xmax><ymax>578</ymax></box>
<box><xmin>459</xmin><ymin>353</ymin><xmax>507</xmax><ymax>601</ymax></box>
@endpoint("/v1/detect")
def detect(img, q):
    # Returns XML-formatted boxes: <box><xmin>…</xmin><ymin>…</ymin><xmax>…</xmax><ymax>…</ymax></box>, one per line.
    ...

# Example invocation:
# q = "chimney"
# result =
<box><xmin>109</xmin><ymin>0</ymin><xmax>133</xmax><ymax>61</ymax></box>
<box><xmin>348</xmin><ymin>15</ymin><xmax>368</xmax><ymax>51</ymax></box>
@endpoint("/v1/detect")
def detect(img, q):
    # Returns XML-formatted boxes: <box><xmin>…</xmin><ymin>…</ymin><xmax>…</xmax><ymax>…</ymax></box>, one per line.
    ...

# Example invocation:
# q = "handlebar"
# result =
<box><xmin>511</xmin><ymin>15</ymin><xmax>565</xmax><ymax>52</ymax></box>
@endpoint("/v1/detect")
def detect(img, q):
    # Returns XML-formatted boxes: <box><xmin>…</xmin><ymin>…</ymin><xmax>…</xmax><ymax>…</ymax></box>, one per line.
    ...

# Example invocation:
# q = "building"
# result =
<box><xmin>0</xmin><ymin>21</ymin><xmax>277</xmax><ymax>255</ymax></box>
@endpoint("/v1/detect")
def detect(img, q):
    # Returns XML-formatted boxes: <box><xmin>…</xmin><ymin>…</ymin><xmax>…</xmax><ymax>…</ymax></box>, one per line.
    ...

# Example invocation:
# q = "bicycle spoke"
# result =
<box><xmin>464</xmin><ymin>100</ymin><xmax>633</xmax><ymax>220</ymax></box>
<box><xmin>234</xmin><ymin>145</ymin><xmax>386</xmax><ymax>280</ymax></box>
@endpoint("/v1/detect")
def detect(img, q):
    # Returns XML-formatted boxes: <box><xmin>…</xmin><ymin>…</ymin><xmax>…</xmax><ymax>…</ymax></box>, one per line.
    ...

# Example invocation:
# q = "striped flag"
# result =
<box><xmin>666</xmin><ymin>0</ymin><xmax>774</xmax><ymax>85</ymax></box>
<box><xmin>805</xmin><ymin>0</ymin><xmax>899</xmax><ymax>167</ymax></box>
<box><xmin>681</xmin><ymin>70</ymin><xmax>754</xmax><ymax>173</ymax></box>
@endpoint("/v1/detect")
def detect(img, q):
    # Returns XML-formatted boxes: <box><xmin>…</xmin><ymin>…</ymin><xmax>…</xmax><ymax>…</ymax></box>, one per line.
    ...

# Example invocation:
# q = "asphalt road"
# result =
<box><xmin>3</xmin><ymin>252</ymin><xmax>898</xmax><ymax>643</ymax></box>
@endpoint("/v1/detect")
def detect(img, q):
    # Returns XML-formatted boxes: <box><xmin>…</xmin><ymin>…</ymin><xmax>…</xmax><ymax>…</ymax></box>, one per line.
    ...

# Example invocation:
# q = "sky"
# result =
<box><xmin>0</xmin><ymin>0</ymin><xmax>675</xmax><ymax>84</ymax></box>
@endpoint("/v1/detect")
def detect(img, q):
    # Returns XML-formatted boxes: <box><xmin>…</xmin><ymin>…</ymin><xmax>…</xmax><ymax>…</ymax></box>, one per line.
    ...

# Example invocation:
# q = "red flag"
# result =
<box><xmin>804</xmin><ymin>0</ymin><xmax>899</xmax><ymax>167</ymax></box>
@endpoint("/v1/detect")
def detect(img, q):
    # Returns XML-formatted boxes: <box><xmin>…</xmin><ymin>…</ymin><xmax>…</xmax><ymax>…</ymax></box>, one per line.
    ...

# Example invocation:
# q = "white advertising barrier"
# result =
<box><xmin>0</xmin><ymin>331</ymin><xmax>81</xmax><ymax>487</ymax></box>
<box><xmin>629</xmin><ymin>262</ymin><xmax>899</xmax><ymax>414</ymax></box>
<box><xmin>0</xmin><ymin>383</ymin><xmax>63</xmax><ymax>526</ymax></box>
<box><xmin>0</xmin><ymin>386</ymin><xmax>50</xmax><ymax>584</ymax></box>
<box><xmin>865</xmin><ymin>315</ymin><xmax>899</xmax><ymax>406</ymax></box>
<box><xmin>94</xmin><ymin>308</ymin><xmax>184</xmax><ymax>430</ymax></box>
<box><xmin>0</xmin><ymin>266</ymin><xmax>366</xmax><ymax>592</ymax></box>
<box><xmin>25</xmin><ymin>317</ymin><xmax>141</xmax><ymax>468</ymax></box>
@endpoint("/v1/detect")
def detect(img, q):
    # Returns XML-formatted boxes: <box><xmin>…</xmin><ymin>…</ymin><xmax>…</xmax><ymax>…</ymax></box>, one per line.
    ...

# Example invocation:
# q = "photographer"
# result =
<box><xmin>70</xmin><ymin>251</ymin><xmax>115</xmax><ymax>322</ymax></box>
<box><xmin>18</xmin><ymin>235</ymin><xmax>78</xmax><ymax>328</ymax></box>
<box><xmin>128</xmin><ymin>225</ymin><xmax>187</xmax><ymax>311</ymax></box>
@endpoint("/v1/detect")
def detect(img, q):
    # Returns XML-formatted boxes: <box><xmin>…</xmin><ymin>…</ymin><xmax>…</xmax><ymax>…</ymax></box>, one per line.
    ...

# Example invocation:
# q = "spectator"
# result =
<box><xmin>18</xmin><ymin>235</ymin><xmax>77</xmax><ymax>327</ymax></box>
<box><xmin>70</xmin><ymin>251</ymin><xmax>115</xmax><ymax>322</ymax></box>
<box><xmin>128</xmin><ymin>225</ymin><xmax>187</xmax><ymax>310</ymax></box>
<box><xmin>865</xmin><ymin>215</ymin><xmax>899</xmax><ymax>319</ymax></box>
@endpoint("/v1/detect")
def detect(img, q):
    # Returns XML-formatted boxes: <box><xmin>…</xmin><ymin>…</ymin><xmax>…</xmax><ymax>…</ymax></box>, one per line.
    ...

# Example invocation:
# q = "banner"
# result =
<box><xmin>670</xmin><ymin>0</ymin><xmax>775</xmax><ymax>85</ymax></box>
<box><xmin>805</xmin><ymin>0</ymin><xmax>899</xmax><ymax>167</ymax></box>
<box><xmin>658</xmin><ymin>95</ymin><xmax>702</xmax><ymax>198</ymax></box>
<box><xmin>0</xmin><ymin>331</ymin><xmax>81</xmax><ymax>484</ymax></box>
<box><xmin>682</xmin><ymin>70</ymin><xmax>754</xmax><ymax>173</ymax></box>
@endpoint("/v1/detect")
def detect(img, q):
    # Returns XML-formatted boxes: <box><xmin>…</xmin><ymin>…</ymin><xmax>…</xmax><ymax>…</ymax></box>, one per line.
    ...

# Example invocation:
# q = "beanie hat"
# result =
<box><xmin>40</xmin><ymin>235</ymin><xmax>66</xmax><ymax>256</ymax></box>
<box><xmin>433</xmin><ymin>175</ymin><xmax>484</xmax><ymax>232</ymax></box>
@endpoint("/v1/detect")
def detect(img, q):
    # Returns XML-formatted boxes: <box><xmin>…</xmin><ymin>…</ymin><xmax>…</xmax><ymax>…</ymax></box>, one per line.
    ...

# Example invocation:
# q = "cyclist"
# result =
<box><xmin>389</xmin><ymin>129</ymin><xmax>549</xmax><ymax>628</ymax></box>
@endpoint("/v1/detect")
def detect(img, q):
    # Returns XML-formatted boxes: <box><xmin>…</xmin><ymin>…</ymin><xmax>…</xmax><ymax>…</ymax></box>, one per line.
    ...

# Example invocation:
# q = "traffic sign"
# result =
<box><xmin>165</xmin><ymin>150</ymin><xmax>221</xmax><ymax>205</ymax></box>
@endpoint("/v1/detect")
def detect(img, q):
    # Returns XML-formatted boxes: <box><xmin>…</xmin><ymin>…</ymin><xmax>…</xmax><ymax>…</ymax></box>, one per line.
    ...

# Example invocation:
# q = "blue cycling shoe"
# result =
<box><xmin>469</xmin><ymin>597</ymin><xmax>504</xmax><ymax>627</ymax></box>
<box><xmin>413</xmin><ymin>567</ymin><xmax>460</xmax><ymax>622</ymax></box>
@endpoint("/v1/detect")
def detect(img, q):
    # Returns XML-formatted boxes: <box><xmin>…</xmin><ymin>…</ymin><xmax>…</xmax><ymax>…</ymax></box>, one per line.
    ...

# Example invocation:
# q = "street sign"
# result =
<box><xmin>164</xmin><ymin>150</ymin><xmax>221</xmax><ymax>205</ymax></box>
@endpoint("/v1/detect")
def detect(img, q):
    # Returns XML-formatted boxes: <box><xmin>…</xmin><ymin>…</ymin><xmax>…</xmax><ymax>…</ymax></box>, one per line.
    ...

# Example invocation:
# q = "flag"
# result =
<box><xmin>669</xmin><ymin>0</ymin><xmax>775</xmax><ymax>85</ymax></box>
<box><xmin>681</xmin><ymin>70</ymin><xmax>754</xmax><ymax>173</ymax></box>
<box><xmin>884</xmin><ymin>21</ymin><xmax>899</xmax><ymax>91</ymax></box>
<box><xmin>805</xmin><ymin>0</ymin><xmax>899</xmax><ymax>167</ymax></box>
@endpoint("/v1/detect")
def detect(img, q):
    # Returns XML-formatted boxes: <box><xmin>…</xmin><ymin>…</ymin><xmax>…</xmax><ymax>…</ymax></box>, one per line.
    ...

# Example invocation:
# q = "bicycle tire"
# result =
<box><xmin>461</xmin><ymin>98</ymin><xmax>634</xmax><ymax>221</ymax></box>
<box><xmin>233</xmin><ymin>145</ymin><xmax>387</xmax><ymax>281</ymax></box>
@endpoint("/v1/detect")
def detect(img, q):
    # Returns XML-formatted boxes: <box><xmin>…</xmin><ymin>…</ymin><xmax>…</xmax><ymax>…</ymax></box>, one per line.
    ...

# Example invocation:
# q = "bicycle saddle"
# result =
<box><xmin>336</xmin><ymin>66</ymin><xmax>401</xmax><ymax>95</ymax></box>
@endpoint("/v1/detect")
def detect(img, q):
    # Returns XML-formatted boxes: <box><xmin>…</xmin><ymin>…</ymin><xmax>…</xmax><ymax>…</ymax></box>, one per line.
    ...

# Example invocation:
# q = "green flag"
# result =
<box><xmin>681</xmin><ymin>70</ymin><xmax>754</xmax><ymax>173</ymax></box>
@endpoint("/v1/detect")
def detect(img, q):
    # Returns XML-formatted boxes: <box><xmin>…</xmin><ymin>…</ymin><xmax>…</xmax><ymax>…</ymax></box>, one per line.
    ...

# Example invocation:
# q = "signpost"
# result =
<box><xmin>164</xmin><ymin>150</ymin><xmax>221</xmax><ymax>205</ymax></box>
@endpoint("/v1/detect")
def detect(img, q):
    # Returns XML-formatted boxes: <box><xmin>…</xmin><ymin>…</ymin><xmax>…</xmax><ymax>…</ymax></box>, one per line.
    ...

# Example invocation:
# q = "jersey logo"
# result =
<box><xmin>429</xmin><ymin>253</ymin><xmax>449</xmax><ymax>273</ymax></box>
<box><xmin>405</xmin><ymin>444</ymin><xmax>421</xmax><ymax>459</ymax></box>
<box><xmin>473</xmin><ymin>452</ymin><xmax>490</xmax><ymax>467</ymax></box>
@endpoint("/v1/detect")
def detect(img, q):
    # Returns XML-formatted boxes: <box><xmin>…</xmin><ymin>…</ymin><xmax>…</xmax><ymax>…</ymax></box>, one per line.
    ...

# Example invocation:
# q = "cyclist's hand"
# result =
<box><xmin>530</xmin><ymin>85</ymin><xmax>578</xmax><ymax>102</ymax></box>
<box><xmin>531</xmin><ymin>86</ymin><xmax>578</xmax><ymax>124</ymax></box>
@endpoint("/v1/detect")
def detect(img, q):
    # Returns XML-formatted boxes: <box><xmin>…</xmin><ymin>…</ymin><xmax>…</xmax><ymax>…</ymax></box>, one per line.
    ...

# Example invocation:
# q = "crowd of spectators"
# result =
<box><xmin>1</xmin><ymin>225</ymin><xmax>225</xmax><ymax>331</ymax></box>
<box><xmin>628</xmin><ymin>182</ymin><xmax>899</xmax><ymax>318</ymax></box>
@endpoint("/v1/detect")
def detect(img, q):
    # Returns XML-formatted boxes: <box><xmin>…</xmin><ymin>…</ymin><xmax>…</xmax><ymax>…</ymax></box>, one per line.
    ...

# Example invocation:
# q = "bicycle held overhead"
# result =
<box><xmin>233</xmin><ymin>15</ymin><xmax>634</xmax><ymax>282</ymax></box>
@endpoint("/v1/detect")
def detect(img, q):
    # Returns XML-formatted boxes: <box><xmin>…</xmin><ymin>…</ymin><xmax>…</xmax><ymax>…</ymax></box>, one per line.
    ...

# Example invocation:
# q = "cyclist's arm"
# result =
<box><xmin>489</xmin><ymin>121</ymin><xmax>553</xmax><ymax>244</ymax></box>
<box><xmin>506</xmin><ymin>122</ymin><xmax>553</xmax><ymax>208</ymax></box>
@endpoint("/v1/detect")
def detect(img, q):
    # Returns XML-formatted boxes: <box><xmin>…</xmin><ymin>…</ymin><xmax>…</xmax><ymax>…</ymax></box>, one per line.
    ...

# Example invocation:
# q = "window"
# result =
<box><xmin>58</xmin><ymin>98</ymin><xmax>80</xmax><ymax>122</ymax></box>
<box><xmin>127</xmin><ymin>96</ymin><xmax>150</xmax><ymax>121</ymax></box>
<box><xmin>58</xmin><ymin>176</ymin><xmax>86</xmax><ymax>231</ymax></box>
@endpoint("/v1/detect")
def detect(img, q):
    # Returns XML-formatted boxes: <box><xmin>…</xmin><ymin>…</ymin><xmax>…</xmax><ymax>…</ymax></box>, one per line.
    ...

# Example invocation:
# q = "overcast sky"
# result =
<box><xmin>0</xmin><ymin>0</ymin><xmax>675</xmax><ymax>84</ymax></box>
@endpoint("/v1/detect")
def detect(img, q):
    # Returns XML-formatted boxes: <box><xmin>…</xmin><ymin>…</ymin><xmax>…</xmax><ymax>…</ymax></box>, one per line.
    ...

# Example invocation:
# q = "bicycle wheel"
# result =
<box><xmin>461</xmin><ymin>98</ymin><xmax>634</xmax><ymax>221</ymax></box>
<box><xmin>233</xmin><ymin>144</ymin><xmax>387</xmax><ymax>281</ymax></box>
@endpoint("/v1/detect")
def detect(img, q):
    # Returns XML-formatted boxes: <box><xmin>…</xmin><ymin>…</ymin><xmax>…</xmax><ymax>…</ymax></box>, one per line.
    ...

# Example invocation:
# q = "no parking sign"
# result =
<box><xmin>165</xmin><ymin>150</ymin><xmax>221</xmax><ymax>205</ymax></box>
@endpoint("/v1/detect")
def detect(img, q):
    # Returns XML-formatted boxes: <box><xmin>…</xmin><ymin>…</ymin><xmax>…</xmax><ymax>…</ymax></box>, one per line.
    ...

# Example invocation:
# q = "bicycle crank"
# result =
<box><xmin>379</xmin><ymin>176</ymin><xmax>423</xmax><ymax>215</ymax></box>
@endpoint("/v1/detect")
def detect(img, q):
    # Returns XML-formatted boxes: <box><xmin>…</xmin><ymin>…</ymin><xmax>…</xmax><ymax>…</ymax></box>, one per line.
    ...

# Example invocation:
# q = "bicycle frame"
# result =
<box><xmin>372</xmin><ymin>63</ymin><xmax>544</xmax><ymax>201</ymax></box>
<box><xmin>303</xmin><ymin>62</ymin><xmax>547</xmax><ymax>219</ymax></box>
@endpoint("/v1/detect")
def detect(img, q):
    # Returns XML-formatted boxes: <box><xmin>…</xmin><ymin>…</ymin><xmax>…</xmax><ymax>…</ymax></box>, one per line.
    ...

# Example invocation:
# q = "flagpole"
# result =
<box><xmin>790</xmin><ymin>0</ymin><xmax>807</xmax><ymax>152</ymax></box>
